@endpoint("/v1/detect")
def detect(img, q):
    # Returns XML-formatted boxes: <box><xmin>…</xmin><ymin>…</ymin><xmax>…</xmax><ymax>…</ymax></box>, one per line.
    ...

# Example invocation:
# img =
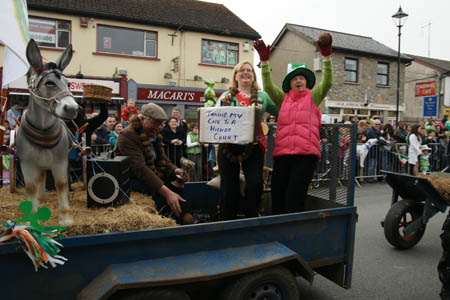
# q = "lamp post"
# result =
<box><xmin>392</xmin><ymin>6</ymin><xmax>408</xmax><ymax>126</ymax></box>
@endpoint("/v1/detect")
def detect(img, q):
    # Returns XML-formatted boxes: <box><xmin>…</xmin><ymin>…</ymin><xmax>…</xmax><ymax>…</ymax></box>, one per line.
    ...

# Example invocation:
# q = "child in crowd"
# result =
<box><xmin>121</xmin><ymin>98</ymin><xmax>139</xmax><ymax>128</ymax></box>
<box><xmin>419</xmin><ymin>144</ymin><xmax>432</xmax><ymax>174</ymax></box>
<box><xmin>397</xmin><ymin>145</ymin><xmax>408</xmax><ymax>173</ymax></box>
<box><xmin>186</xmin><ymin>123</ymin><xmax>203</xmax><ymax>182</ymax></box>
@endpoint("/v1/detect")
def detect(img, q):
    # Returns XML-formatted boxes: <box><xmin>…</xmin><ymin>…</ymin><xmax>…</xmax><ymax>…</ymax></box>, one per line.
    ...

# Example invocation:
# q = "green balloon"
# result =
<box><xmin>446</xmin><ymin>120</ymin><xmax>450</xmax><ymax>131</ymax></box>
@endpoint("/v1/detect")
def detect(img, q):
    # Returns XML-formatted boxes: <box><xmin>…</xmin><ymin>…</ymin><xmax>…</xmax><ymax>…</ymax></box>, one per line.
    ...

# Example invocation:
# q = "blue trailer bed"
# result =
<box><xmin>0</xmin><ymin>124</ymin><xmax>357</xmax><ymax>300</ymax></box>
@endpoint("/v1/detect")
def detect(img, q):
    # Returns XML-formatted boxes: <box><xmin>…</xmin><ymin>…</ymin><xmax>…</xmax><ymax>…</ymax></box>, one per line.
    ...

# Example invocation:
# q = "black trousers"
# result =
<box><xmin>217</xmin><ymin>144</ymin><xmax>264</xmax><ymax>220</ymax></box>
<box><xmin>439</xmin><ymin>210</ymin><xmax>450</xmax><ymax>299</ymax></box>
<box><xmin>271</xmin><ymin>155</ymin><xmax>317</xmax><ymax>214</ymax></box>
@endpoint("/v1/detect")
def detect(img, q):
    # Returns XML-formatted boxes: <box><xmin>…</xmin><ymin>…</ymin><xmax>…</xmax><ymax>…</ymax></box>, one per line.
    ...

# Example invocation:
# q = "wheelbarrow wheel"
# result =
<box><xmin>384</xmin><ymin>199</ymin><xmax>425</xmax><ymax>250</ymax></box>
<box><xmin>220</xmin><ymin>266</ymin><xmax>300</xmax><ymax>300</ymax></box>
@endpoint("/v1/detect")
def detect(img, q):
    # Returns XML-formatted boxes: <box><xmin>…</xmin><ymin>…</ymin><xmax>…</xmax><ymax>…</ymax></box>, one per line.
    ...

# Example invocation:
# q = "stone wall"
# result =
<box><xmin>328</xmin><ymin>53</ymin><xmax>400</xmax><ymax>106</ymax></box>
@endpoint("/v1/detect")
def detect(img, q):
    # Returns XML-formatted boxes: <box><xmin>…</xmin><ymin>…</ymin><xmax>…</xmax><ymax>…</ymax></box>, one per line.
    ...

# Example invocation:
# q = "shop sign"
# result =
<box><xmin>326</xmin><ymin>100</ymin><xmax>366</xmax><ymax>108</ymax></box>
<box><xmin>415</xmin><ymin>81</ymin><xmax>436</xmax><ymax>97</ymax></box>
<box><xmin>137</xmin><ymin>87</ymin><xmax>220</xmax><ymax>103</ymax></box>
<box><xmin>443</xmin><ymin>107</ymin><xmax>450</xmax><ymax>116</ymax></box>
<box><xmin>29</xmin><ymin>18</ymin><xmax>56</xmax><ymax>45</ymax></box>
<box><xmin>423</xmin><ymin>96</ymin><xmax>437</xmax><ymax>117</ymax></box>
<box><xmin>8</xmin><ymin>76</ymin><xmax>120</xmax><ymax>94</ymax></box>
<box><xmin>69</xmin><ymin>79</ymin><xmax>119</xmax><ymax>94</ymax></box>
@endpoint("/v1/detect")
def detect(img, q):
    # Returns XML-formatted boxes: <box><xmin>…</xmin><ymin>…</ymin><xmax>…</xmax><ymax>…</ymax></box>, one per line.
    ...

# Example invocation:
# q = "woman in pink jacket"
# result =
<box><xmin>254</xmin><ymin>33</ymin><xmax>334</xmax><ymax>214</ymax></box>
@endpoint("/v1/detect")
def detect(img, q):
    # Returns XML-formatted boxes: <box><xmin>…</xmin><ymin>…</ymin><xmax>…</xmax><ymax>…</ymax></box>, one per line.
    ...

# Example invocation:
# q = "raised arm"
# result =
<box><xmin>254</xmin><ymin>39</ymin><xmax>285</xmax><ymax>109</ymax></box>
<box><xmin>312</xmin><ymin>33</ymin><xmax>334</xmax><ymax>107</ymax></box>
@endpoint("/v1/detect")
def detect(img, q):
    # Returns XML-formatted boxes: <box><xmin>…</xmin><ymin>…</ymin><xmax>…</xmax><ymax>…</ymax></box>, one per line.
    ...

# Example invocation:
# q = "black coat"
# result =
<box><xmin>160</xmin><ymin>126</ymin><xmax>186</xmax><ymax>167</ymax></box>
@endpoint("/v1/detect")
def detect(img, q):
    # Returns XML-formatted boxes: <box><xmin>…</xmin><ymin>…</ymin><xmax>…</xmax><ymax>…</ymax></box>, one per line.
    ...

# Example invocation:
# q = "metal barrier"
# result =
<box><xmin>354</xmin><ymin>142</ymin><xmax>448</xmax><ymax>182</ymax></box>
<box><xmin>163</xmin><ymin>144</ymin><xmax>216</xmax><ymax>181</ymax></box>
<box><xmin>264</xmin><ymin>124</ymin><xmax>449</xmax><ymax>188</ymax></box>
<box><xmin>162</xmin><ymin>125</ymin><xmax>449</xmax><ymax>188</ymax></box>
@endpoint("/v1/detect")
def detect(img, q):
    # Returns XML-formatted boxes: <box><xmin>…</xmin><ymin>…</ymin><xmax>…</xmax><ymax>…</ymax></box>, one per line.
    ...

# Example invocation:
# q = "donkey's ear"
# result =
<box><xmin>26</xmin><ymin>39</ymin><xmax>44</xmax><ymax>70</ymax></box>
<box><xmin>56</xmin><ymin>44</ymin><xmax>73</xmax><ymax>71</ymax></box>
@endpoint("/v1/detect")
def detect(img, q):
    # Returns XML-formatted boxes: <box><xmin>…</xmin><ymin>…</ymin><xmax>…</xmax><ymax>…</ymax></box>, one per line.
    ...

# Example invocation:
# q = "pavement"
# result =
<box><xmin>297</xmin><ymin>181</ymin><xmax>446</xmax><ymax>300</ymax></box>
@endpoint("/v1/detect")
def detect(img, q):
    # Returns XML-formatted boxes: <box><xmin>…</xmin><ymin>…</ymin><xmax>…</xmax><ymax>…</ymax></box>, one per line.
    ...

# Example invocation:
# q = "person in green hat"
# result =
<box><xmin>254</xmin><ymin>32</ymin><xmax>333</xmax><ymax>214</ymax></box>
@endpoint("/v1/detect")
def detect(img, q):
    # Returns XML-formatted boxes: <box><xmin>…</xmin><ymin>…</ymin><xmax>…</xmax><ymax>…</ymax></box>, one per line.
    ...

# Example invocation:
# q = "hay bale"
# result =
<box><xmin>418</xmin><ymin>173</ymin><xmax>450</xmax><ymax>202</ymax></box>
<box><xmin>0</xmin><ymin>183</ymin><xmax>177</xmax><ymax>237</ymax></box>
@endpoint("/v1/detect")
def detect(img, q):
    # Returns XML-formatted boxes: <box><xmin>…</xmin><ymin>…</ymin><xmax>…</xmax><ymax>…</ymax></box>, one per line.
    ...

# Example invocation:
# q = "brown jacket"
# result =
<box><xmin>115</xmin><ymin>116</ymin><xmax>176</xmax><ymax>193</ymax></box>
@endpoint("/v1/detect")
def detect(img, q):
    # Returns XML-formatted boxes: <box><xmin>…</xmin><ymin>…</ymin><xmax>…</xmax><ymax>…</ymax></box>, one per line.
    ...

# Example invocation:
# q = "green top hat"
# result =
<box><xmin>282</xmin><ymin>63</ymin><xmax>316</xmax><ymax>93</ymax></box>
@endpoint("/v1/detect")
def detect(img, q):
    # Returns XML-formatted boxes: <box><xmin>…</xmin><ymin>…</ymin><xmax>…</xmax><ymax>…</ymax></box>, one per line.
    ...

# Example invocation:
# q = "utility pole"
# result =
<box><xmin>421</xmin><ymin>22</ymin><xmax>432</xmax><ymax>57</ymax></box>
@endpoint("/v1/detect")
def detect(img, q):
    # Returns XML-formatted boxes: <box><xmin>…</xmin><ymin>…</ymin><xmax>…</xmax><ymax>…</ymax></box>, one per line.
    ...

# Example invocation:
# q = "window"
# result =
<box><xmin>97</xmin><ymin>25</ymin><xmax>157</xmax><ymax>58</ymax></box>
<box><xmin>377</xmin><ymin>62</ymin><xmax>389</xmax><ymax>86</ymax></box>
<box><xmin>345</xmin><ymin>58</ymin><xmax>358</xmax><ymax>83</ymax></box>
<box><xmin>388</xmin><ymin>111</ymin><xmax>397</xmax><ymax>118</ymax></box>
<box><xmin>328</xmin><ymin>107</ymin><xmax>340</xmax><ymax>115</ymax></box>
<box><xmin>343</xmin><ymin>108</ymin><xmax>354</xmax><ymax>114</ymax></box>
<box><xmin>201</xmin><ymin>39</ymin><xmax>238</xmax><ymax>66</ymax></box>
<box><xmin>29</xmin><ymin>17</ymin><xmax>70</xmax><ymax>48</ymax></box>
<box><xmin>357</xmin><ymin>109</ymin><xmax>369</xmax><ymax>115</ymax></box>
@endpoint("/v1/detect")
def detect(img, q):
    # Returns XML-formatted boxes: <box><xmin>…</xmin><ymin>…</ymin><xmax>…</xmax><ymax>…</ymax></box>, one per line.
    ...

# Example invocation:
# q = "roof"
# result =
<box><xmin>406</xmin><ymin>54</ymin><xmax>450</xmax><ymax>73</ymax></box>
<box><xmin>27</xmin><ymin>0</ymin><xmax>260</xmax><ymax>40</ymax></box>
<box><xmin>272</xmin><ymin>23</ymin><xmax>412</xmax><ymax>62</ymax></box>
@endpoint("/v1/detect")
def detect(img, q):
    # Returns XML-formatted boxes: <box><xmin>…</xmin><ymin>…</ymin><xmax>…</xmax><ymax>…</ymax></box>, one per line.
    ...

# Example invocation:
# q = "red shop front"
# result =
<box><xmin>131</xmin><ymin>83</ymin><xmax>225</xmax><ymax>124</ymax></box>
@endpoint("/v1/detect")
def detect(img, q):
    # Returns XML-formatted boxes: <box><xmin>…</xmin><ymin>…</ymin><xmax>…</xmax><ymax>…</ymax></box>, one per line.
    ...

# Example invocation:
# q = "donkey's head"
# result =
<box><xmin>26</xmin><ymin>39</ymin><xmax>78</xmax><ymax>120</ymax></box>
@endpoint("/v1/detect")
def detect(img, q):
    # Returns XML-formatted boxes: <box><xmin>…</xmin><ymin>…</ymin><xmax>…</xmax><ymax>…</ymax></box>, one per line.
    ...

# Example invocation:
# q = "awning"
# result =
<box><xmin>9</xmin><ymin>92</ymin><xmax>124</xmax><ymax>105</ymax></box>
<box><xmin>75</xmin><ymin>95</ymin><xmax>124</xmax><ymax>105</ymax></box>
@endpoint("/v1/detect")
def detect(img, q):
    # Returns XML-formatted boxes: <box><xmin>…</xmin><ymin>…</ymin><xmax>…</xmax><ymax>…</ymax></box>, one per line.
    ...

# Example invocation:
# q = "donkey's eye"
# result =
<box><xmin>45</xmin><ymin>81</ymin><xmax>56</xmax><ymax>87</ymax></box>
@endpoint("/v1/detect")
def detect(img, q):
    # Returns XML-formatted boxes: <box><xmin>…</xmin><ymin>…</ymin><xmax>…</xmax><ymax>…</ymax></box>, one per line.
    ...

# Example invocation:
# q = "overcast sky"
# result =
<box><xmin>206</xmin><ymin>0</ymin><xmax>450</xmax><ymax>61</ymax></box>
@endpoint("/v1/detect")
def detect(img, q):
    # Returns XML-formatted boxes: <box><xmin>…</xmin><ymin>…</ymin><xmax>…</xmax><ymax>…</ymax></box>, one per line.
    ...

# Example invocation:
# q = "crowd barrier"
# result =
<box><xmin>3</xmin><ymin>126</ymin><xmax>447</xmax><ymax>188</ymax></box>
<box><xmin>162</xmin><ymin>124</ymin><xmax>449</xmax><ymax>188</ymax></box>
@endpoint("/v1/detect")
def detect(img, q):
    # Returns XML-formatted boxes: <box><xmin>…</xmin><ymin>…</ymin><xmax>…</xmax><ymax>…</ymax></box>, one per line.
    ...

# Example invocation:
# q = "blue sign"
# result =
<box><xmin>423</xmin><ymin>96</ymin><xmax>437</xmax><ymax>117</ymax></box>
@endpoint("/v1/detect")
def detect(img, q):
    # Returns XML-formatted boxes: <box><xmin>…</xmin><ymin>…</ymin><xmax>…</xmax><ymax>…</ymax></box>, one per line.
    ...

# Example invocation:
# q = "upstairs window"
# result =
<box><xmin>97</xmin><ymin>25</ymin><xmax>157</xmax><ymax>58</ymax></box>
<box><xmin>201</xmin><ymin>39</ymin><xmax>238</xmax><ymax>66</ymax></box>
<box><xmin>345</xmin><ymin>58</ymin><xmax>358</xmax><ymax>83</ymax></box>
<box><xmin>29</xmin><ymin>17</ymin><xmax>70</xmax><ymax>48</ymax></box>
<box><xmin>377</xmin><ymin>62</ymin><xmax>389</xmax><ymax>86</ymax></box>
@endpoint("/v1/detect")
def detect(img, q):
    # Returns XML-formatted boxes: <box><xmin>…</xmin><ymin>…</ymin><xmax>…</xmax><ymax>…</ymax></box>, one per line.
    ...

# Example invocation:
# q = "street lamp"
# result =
<box><xmin>392</xmin><ymin>6</ymin><xmax>408</xmax><ymax>126</ymax></box>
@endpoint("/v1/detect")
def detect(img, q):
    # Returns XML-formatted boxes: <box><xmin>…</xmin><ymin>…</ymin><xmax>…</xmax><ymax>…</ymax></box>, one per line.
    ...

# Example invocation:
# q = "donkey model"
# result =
<box><xmin>16</xmin><ymin>39</ymin><xmax>78</xmax><ymax>225</ymax></box>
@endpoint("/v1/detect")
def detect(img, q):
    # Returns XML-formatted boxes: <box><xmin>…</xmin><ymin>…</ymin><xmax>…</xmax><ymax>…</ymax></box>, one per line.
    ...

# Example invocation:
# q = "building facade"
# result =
<box><xmin>404</xmin><ymin>54</ymin><xmax>450</xmax><ymax>121</ymax></box>
<box><xmin>267</xmin><ymin>24</ymin><xmax>412</xmax><ymax>124</ymax></box>
<box><xmin>0</xmin><ymin>0</ymin><xmax>260</xmax><ymax>122</ymax></box>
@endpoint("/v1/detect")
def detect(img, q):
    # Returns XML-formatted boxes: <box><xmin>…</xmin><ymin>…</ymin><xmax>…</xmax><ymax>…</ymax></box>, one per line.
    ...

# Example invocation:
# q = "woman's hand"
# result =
<box><xmin>254</xmin><ymin>39</ymin><xmax>271</xmax><ymax>63</ymax></box>
<box><xmin>221</xmin><ymin>93</ymin><xmax>233</xmax><ymax>106</ymax></box>
<box><xmin>317</xmin><ymin>32</ymin><xmax>333</xmax><ymax>57</ymax></box>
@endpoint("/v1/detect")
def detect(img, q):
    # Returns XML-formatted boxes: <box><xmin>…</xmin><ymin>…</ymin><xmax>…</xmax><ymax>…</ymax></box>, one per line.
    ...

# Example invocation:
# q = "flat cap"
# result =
<box><xmin>141</xmin><ymin>103</ymin><xmax>167</xmax><ymax>120</ymax></box>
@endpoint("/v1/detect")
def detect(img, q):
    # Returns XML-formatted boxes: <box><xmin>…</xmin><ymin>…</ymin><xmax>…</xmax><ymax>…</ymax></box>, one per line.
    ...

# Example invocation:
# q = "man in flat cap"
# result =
<box><xmin>115</xmin><ymin>103</ymin><xmax>191</xmax><ymax>223</ymax></box>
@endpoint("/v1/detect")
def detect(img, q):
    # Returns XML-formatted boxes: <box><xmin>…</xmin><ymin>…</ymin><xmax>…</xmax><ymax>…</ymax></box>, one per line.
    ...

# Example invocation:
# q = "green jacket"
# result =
<box><xmin>261</xmin><ymin>60</ymin><xmax>333</xmax><ymax>109</ymax></box>
<box><xmin>186</xmin><ymin>131</ymin><xmax>201</xmax><ymax>155</ymax></box>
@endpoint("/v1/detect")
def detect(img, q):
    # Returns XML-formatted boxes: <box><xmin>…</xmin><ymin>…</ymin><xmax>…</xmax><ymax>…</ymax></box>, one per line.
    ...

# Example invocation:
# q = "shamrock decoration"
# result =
<box><xmin>0</xmin><ymin>201</ymin><xmax>68</xmax><ymax>271</ymax></box>
<box><xmin>14</xmin><ymin>201</ymin><xmax>52</xmax><ymax>233</ymax></box>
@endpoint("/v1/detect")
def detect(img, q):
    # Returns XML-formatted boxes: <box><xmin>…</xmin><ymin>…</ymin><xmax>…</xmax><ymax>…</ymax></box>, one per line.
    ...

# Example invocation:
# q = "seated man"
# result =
<box><xmin>115</xmin><ymin>103</ymin><xmax>193</xmax><ymax>224</ymax></box>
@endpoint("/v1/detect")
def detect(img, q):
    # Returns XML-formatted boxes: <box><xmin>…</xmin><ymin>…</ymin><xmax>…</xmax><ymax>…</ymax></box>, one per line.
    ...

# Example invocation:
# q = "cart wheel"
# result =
<box><xmin>384</xmin><ymin>199</ymin><xmax>426</xmax><ymax>250</ymax></box>
<box><xmin>220</xmin><ymin>266</ymin><xmax>300</xmax><ymax>300</ymax></box>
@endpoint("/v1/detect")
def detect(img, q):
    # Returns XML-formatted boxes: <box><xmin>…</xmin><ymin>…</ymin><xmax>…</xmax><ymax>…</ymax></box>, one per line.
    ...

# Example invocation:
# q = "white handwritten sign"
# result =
<box><xmin>199</xmin><ymin>106</ymin><xmax>259</xmax><ymax>144</ymax></box>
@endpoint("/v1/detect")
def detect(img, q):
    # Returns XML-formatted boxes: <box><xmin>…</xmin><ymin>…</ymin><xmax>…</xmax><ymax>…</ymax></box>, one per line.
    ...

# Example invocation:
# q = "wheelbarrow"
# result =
<box><xmin>381</xmin><ymin>171</ymin><xmax>449</xmax><ymax>249</ymax></box>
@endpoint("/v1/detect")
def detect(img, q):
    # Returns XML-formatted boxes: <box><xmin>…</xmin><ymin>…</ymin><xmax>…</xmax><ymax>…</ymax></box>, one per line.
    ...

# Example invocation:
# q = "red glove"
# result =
<box><xmin>317</xmin><ymin>33</ymin><xmax>333</xmax><ymax>56</ymax></box>
<box><xmin>253</xmin><ymin>39</ymin><xmax>271</xmax><ymax>61</ymax></box>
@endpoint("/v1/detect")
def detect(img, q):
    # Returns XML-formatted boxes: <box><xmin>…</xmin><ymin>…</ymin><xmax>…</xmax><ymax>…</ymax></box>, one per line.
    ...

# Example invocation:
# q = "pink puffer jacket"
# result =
<box><xmin>273</xmin><ymin>89</ymin><xmax>321</xmax><ymax>158</ymax></box>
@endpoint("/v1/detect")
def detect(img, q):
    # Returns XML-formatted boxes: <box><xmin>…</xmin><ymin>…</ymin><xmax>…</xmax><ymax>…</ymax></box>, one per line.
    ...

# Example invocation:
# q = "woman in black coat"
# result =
<box><xmin>161</xmin><ymin>117</ymin><xmax>186</xmax><ymax>167</ymax></box>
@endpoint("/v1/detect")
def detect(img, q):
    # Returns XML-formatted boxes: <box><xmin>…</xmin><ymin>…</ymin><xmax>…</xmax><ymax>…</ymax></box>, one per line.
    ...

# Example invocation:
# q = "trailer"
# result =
<box><xmin>0</xmin><ymin>124</ymin><xmax>357</xmax><ymax>300</ymax></box>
